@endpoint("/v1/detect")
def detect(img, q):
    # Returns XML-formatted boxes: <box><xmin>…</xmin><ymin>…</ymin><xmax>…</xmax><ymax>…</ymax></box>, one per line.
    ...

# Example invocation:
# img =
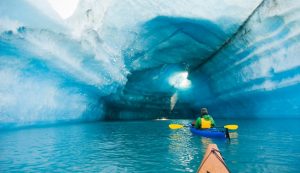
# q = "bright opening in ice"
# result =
<box><xmin>169</xmin><ymin>72</ymin><xmax>191</xmax><ymax>89</ymax></box>
<box><xmin>47</xmin><ymin>0</ymin><xmax>79</xmax><ymax>19</ymax></box>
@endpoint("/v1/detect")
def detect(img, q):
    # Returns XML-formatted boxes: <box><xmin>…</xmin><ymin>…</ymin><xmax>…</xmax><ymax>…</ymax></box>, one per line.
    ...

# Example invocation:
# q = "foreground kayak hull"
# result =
<box><xmin>190</xmin><ymin>127</ymin><xmax>227</xmax><ymax>139</ymax></box>
<box><xmin>197</xmin><ymin>144</ymin><xmax>230</xmax><ymax>173</ymax></box>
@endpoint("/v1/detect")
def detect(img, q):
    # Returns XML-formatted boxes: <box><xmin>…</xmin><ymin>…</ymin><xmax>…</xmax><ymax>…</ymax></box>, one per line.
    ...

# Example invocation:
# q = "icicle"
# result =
<box><xmin>170</xmin><ymin>92</ymin><xmax>178</xmax><ymax>111</ymax></box>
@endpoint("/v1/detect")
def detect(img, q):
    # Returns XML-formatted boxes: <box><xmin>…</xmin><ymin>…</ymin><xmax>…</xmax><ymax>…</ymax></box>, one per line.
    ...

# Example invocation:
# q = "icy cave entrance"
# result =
<box><xmin>1</xmin><ymin>0</ymin><xmax>300</xmax><ymax>128</ymax></box>
<box><xmin>102</xmin><ymin>15</ymin><xmax>234</xmax><ymax>120</ymax></box>
<box><xmin>103</xmin><ymin>0</ymin><xmax>300</xmax><ymax>120</ymax></box>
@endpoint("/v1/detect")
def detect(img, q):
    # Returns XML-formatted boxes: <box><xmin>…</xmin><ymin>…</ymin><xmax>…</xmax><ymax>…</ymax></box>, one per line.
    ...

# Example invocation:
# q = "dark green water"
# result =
<box><xmin>0</xmin><ymin>119</ymin><xmax>300</xmax><ymax>172</ymax></box>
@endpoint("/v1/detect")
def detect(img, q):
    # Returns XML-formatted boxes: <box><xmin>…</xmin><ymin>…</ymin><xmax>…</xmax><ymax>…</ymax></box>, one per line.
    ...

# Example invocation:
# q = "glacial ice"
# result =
<box><xmin>0</xmin><ymin>0</ymin><xmax>300</xmax><ymax>127</ymax></box>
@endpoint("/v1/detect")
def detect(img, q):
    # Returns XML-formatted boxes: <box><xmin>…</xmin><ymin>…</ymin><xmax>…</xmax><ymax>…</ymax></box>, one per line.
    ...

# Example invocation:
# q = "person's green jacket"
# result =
<box><xmin>195</xmin><ymin>115</ymin><xmax>215</xmax><ymax>129</ymax></box>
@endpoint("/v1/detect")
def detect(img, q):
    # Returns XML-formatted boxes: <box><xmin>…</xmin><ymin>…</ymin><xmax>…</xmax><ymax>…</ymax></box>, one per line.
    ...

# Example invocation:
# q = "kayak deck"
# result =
<box><xmin>197</xmin><ymin>144</ymin><xmax>230</xmax><ymax>173</ymax></box>
<box><xmin>190</xmin><ymin>127</ymin><xmax>228</xmax><ymax>139</ymax></box>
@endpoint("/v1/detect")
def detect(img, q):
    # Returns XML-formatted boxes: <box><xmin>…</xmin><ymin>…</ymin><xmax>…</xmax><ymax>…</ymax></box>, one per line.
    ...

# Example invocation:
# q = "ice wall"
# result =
<box><xmin>189</xmin><ymin>0</ymin><xmax>300</xmax><ymax>118</ymax></box>
<box><xmin>72</xmin><ymin>0</ymin><xmax>259</xmax><ymax>119</ymax></box>
<box><xmin>1</xmin><ymin>0</ymin><xmax>299</xmax><ymax>126</ymax></box>
<box><xmin>68</xmin><ymin>0</ymin><xmax>259</xmax><ymax>71</ymax></box>
<box><xmin>0</xmin><ymin>0</ymin><xmax>262</xmax><ymax>125</ymax></box>
<box><xmin>0</xmin><ymin>0</ymin><xmax>128</xmax><ymax>127</ymax></box>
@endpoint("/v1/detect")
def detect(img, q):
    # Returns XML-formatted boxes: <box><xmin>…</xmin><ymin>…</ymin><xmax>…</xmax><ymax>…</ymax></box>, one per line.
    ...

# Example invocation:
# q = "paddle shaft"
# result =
<box><xmin>169</xmin><ymin>123</ymin><xmax>238</xmax><ymax>130</ymax></box>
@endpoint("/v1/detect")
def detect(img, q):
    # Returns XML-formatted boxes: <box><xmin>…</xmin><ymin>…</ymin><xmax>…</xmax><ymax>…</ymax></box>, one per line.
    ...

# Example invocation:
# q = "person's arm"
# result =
<box><xmin>195</xmin><ymin>117</ymin><xmax>201</xmax><ymax>129</ymax></box>
<box><xmin>191</xmin><ymin>120</ymin><xmax>196</xmax><ymax>126</ymax></box>
<box><xmin>209</xmin><ymin>116</ymin><xmax>215</xmax><ymax>127</ymax></box>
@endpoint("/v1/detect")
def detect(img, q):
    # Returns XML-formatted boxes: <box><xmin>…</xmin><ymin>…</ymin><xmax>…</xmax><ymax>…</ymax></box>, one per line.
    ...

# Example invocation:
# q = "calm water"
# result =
<box><xmin>1</xmin><ymin>119</ymin><xmax>300</xmax><ymax>173</ymax></box>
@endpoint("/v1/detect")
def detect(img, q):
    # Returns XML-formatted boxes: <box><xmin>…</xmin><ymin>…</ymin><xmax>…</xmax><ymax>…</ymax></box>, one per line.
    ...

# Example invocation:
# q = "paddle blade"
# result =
<box><xmin>224</xmin><ymin>124</ymin><xmax>238</xmax><ymax>130</ymax></box>
<box><xmin>169</xmin><ymin>124</ymin><xmax>184</xmax><ymax>129</ymax></box>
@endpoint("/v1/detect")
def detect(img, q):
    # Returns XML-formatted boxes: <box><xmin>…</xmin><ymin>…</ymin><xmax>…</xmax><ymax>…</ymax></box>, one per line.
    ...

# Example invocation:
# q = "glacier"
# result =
<box><xmin>0</xmin><ymin>0</ymin><xmax>300</xmax><ymax>127</ymax></box>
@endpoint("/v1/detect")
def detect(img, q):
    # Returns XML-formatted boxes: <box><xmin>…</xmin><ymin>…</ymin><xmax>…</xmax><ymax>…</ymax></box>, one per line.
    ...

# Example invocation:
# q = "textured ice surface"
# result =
<box><xmin>0</xmin><ymin>0</ymin><xmax>299</xmax><ymax>127</ymax></box>
<box><xmin>189</xmin><ymin>0</ymin><xmax>300</xmax><ymax>118</ymax></box>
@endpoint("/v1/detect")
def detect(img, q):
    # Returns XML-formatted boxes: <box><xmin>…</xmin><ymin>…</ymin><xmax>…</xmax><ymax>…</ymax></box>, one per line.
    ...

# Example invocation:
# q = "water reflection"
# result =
<box><xmin>168</xmin><ymin>123</ymin><xmax>199</xmax><ymax>172</ymax></box>
<box><xmin>200</xmin><ymin>137</ymin><xmax>213</xmax><ymax>145</ymax></box>
<box><xmin>229</xmin><ymin>132</ymin><xmax>238</xmax><ymax>139</ymax></box>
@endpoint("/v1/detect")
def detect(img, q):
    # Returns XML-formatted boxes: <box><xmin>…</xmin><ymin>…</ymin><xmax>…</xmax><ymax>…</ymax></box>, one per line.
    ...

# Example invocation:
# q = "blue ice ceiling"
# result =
<box><xmin>1</xmin><ymin>0</ymin><xmax>300</xmax><ymax>127</ymax></box>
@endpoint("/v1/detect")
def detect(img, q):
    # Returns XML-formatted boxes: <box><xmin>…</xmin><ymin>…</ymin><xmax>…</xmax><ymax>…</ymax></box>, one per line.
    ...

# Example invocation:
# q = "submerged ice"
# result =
<box><xmin>0</xmin><ymin>0</ymin><xmax>300</xmax><ymax>127</ymax></box>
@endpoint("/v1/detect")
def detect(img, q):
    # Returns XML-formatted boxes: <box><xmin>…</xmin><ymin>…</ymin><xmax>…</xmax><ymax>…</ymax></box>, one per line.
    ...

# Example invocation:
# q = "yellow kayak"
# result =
<box><xmin>197</xmin><ymin>144</ymin><xmax>230</xmax><ymax>173</ymax></box>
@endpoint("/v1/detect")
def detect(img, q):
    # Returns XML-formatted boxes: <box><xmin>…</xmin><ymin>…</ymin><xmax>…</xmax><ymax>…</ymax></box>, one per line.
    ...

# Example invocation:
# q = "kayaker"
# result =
<box><xmin>194</xmin><ymin>108</ymin><xmax>215</xmax><ymax>129</ymax></box>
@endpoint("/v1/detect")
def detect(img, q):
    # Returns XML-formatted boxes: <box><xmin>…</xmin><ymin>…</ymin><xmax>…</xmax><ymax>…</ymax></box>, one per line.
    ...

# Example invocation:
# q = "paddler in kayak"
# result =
<box><xmin>194</xmin><ymin>108</ymin><xmax>215</xmax><ymax>129</ymax></box>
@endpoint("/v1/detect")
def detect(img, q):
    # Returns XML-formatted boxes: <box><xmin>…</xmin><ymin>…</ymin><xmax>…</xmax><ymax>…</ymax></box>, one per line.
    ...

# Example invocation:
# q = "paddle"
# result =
<box><xmin>169</xmin><ymin>124</ymin><xmax>188</xmax><ymax>129</ymax></box>
<box><xmin>169</xmin><ymin>123</ymin><xmax>238</xmax><ymax>130</ymax></box>
<box><xmin>224</xmin><ymin>124</ymin><xmax>238</xmax><ymax>130</ymax></box>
